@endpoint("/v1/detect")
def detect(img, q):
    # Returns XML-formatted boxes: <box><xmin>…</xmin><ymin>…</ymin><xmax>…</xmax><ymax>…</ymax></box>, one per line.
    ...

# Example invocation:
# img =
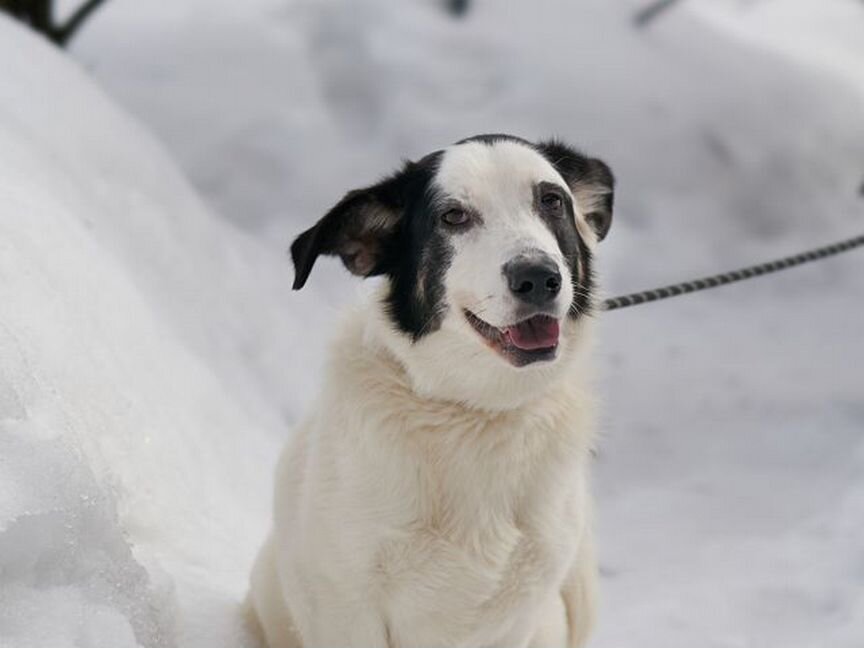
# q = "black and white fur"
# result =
<box><xmin>249</xmin><ymin>135</ymin><xmax>614</xmax><ymax>648</ymax></box>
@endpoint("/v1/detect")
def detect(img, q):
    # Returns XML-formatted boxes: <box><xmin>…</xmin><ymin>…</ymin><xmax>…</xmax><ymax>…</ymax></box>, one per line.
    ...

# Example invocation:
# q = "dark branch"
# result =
<box><xmin>0</xmin><ymin>0</ymin><xmax>108</xmax><ymax>46</ymax></box>
<box><xmin>444</xmin><ymin>0</ymin><xmax>470</xmax><ymax>18</ymax></box>
<box><xmin>633</xmin><ymin>0</ymin><xmax>684</xmax><ymax>28</ymax></box>
<box><xmin>52</xmin><ymin>0</ymin><xmax>108</xmax><ymax>45</ymax></box>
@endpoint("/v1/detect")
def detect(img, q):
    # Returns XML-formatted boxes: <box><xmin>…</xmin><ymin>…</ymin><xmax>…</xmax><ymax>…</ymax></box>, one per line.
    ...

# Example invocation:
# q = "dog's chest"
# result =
<box><xmin>368</xmin><ymin>427</ymin><xmax>584</xmax><ymax>645</ymax></box>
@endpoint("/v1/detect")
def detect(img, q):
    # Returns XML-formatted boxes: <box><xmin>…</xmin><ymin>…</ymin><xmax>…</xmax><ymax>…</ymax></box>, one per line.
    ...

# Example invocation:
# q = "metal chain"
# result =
<box><xmin>602</xmin><ymin>233</ymin><xmax>864</xmax><ymax>312</ymax></box>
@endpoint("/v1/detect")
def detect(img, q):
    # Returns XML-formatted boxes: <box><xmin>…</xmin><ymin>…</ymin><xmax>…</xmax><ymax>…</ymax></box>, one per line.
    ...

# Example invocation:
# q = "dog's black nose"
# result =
<box><xmin>504</xmin><ymin>256</ymin><xmax>562</xmax><ymax>305</ymax></box>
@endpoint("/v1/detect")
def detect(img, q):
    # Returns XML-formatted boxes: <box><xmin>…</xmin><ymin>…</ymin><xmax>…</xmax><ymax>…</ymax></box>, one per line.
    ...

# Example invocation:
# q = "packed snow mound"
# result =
<box><xmin>0</xmin><ymin>16</ymin><xmax>307</xmax><ymax>648</ymax></box>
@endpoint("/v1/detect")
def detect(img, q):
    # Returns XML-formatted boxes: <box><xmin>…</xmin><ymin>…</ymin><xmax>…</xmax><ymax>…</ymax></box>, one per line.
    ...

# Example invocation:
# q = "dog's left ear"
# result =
<box><xmin>290</xmin><ymin>168</ymin><xmax>412</xmax><ymax>290</ymax></box>
<box><xmin>536</xmin><ymin>139</ymin><xmax>615</xmax><ymax>242</ymax></box>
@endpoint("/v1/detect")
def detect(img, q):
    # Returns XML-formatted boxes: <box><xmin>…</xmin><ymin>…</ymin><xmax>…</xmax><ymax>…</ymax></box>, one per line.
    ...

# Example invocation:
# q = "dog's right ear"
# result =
<box><xmin>290</xmin><ymin>171</ymin><xmax>409</xmax><ymax>290</ymax></box>
<box><xmin>535</xmin><ymin>139</ymin><xmax>615</xmax><ymax>243</ymax></box>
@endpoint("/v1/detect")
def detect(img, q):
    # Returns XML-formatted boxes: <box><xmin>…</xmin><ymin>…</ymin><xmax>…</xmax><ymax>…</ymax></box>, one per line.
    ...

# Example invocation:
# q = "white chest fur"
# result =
<box><xmin>250</xmin><ymin>312</ymin><xmax>597</xmax><ymax>648</ymax></box>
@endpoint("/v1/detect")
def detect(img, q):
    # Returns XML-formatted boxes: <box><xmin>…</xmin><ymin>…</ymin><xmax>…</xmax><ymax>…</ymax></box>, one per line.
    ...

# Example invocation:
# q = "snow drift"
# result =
<box><xmin>0</xmin><ymin>15</ymin><xmax>306</xmax><ymax>648</ymax></box>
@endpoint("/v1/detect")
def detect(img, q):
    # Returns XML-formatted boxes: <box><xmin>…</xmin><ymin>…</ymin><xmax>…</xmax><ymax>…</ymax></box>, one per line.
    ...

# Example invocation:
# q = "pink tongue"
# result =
<box><xmin>506</xmin><ymin>316</ymin><xmax>560</xmax><ymax>351</ymax></box>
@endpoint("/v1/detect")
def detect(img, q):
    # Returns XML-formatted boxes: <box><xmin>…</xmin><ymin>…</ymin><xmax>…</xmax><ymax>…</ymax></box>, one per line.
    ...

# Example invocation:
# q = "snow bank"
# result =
<box><xmin>691</xmin><ymin>0</ymin><xmax>864</xmax><ymax>104</ymax></box>
<box><xmin>0</xmin><ymin>16</ymin><xmax>313</xmax><ymax>648</ymax></box>
<box><xmin>2</xmin><ymin>0</ymin><xmax>863</xmax><ymax>646</ymax></box>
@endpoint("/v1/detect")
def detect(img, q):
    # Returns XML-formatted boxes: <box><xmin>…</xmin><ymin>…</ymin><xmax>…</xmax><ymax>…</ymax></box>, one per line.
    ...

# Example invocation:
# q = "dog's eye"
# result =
<box><xmin>441</xmin><ymin>208</ymin><xmax>469</xmax><ymax>227</ymax></box>
<box><xmin>541</xmin><ymin>192</ymin><xmax>563</xmax><ymax>212</ymax></box>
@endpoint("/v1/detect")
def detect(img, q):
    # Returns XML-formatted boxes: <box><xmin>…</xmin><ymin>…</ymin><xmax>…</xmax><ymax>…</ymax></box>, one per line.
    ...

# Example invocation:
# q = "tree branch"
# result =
<box><xmin>633</xmin><ymin>0</ymin><xmax>684</xmax><ymax>28</ymax></box>
<box><xmin>0</xmin><ymin>0</ymin><xmax>109</xmax><ymax>46</ymax></box>
<box><xmin>444</xmin><ymin>0</ymin><xmax>470</xmax><ymax>18</ymax></box>
<box><xmin>52</xmin><ymin>0</ymin><xmax>108</xmax><ymax>45</ymax></box>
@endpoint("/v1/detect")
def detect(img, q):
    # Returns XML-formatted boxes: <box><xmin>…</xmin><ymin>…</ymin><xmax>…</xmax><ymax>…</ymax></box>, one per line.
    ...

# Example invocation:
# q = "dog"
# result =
<box><xmin>248</xmin><ymin>134</ymin><xmax>614</xmax><ymax>648</ymax></box>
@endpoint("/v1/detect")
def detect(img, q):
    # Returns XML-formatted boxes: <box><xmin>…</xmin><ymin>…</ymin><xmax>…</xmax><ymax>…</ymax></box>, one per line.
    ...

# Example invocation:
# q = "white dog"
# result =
<box><xmin>248</xmin><ymin>135</ymin><xmax>615</xmax><ymax>648</ymax></box>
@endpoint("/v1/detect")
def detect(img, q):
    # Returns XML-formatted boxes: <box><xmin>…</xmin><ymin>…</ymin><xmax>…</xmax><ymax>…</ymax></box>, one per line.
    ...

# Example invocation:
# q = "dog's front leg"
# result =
<box><xmin>249</xmin><ymin>536</ymin><xmax>390</xmax><ymax>648</ymax></box>
<box><xmin>560</xmin><ymin>532</ymin><xmax>597</xmax><ymax>648</ymax></box>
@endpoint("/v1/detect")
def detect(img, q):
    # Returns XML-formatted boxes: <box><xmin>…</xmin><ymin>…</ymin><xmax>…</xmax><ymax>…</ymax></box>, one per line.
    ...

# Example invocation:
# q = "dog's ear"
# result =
<box><xmin>536</xmin><ymin>139</ymin><xmax>615</xmax><ymax>242</ymax></box>
<box><xmin>290</xmin><ymin>169</ymin><xmax>411</xmax><ymax>290</ymax></box>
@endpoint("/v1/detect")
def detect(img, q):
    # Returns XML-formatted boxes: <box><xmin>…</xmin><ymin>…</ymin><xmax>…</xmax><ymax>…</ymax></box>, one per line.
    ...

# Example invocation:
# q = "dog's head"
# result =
<box><xmin>292</xmin><ymin>135</ymin><xmax>614</xmax><ymax>409</ymax></box>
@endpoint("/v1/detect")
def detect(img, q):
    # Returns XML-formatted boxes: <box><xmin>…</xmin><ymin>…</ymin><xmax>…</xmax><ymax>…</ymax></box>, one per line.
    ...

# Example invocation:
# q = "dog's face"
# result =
<box><xmin>292</xmin><ymin>135</ymin><xmax>614</xmax><ymax>407</ymax></box>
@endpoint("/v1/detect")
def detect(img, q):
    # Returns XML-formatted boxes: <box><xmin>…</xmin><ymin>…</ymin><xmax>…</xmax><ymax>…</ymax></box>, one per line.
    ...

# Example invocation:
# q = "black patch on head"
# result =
<box><xmin>290</xmin><ymin>151</ymin><xmax>452</xmax><ymax>340</ymax></box>
<box><xmin>383</xmin><ymin>152</ymin><xmax>455</xmax><ymax>340</ymax></box>
<box><xmin>531</xmin><ymin>139</ymin><xmax>614</xmax><ymax>319</ymax></box>
<box><xmin>532</xmin><ymin>181</ymin><xmax>595</xmax><ymax>319</ymax></box>
<box><xmin>534</xmin><ymin>139</ymin><xmax>615</xmax><ymax>242</ymax></box>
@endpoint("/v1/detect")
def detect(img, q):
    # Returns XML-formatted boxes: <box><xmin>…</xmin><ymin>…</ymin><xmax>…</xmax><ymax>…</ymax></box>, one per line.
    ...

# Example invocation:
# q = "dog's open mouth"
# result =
<box><xmin>464</xmin><ymin>310</ymin><xmax>560</xmax><ymax>367</ymax></box>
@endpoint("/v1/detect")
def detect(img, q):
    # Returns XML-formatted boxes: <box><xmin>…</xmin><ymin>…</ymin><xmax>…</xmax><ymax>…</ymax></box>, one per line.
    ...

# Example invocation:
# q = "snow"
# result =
<box><xmin>691</xmin><ymin>0</ymin><xmax>864</xmax><ymax>104</ymax></box>
<box><xmin>0</xmin><ymin>15</ymin><xmax>299</xmax><ymax>647</ymax></box>
<box><xmin>2</xmin><ymin>1</ymin><xmax>863</xmax><ymax>646</ymax></box>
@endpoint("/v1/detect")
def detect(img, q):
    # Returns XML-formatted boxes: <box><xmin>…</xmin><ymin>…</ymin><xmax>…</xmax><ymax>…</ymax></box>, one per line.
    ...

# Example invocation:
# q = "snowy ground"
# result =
<box><xmin>2</xmin><ymin>0</ymin><xmax>863</xmax><ymax>646</ymax></box>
